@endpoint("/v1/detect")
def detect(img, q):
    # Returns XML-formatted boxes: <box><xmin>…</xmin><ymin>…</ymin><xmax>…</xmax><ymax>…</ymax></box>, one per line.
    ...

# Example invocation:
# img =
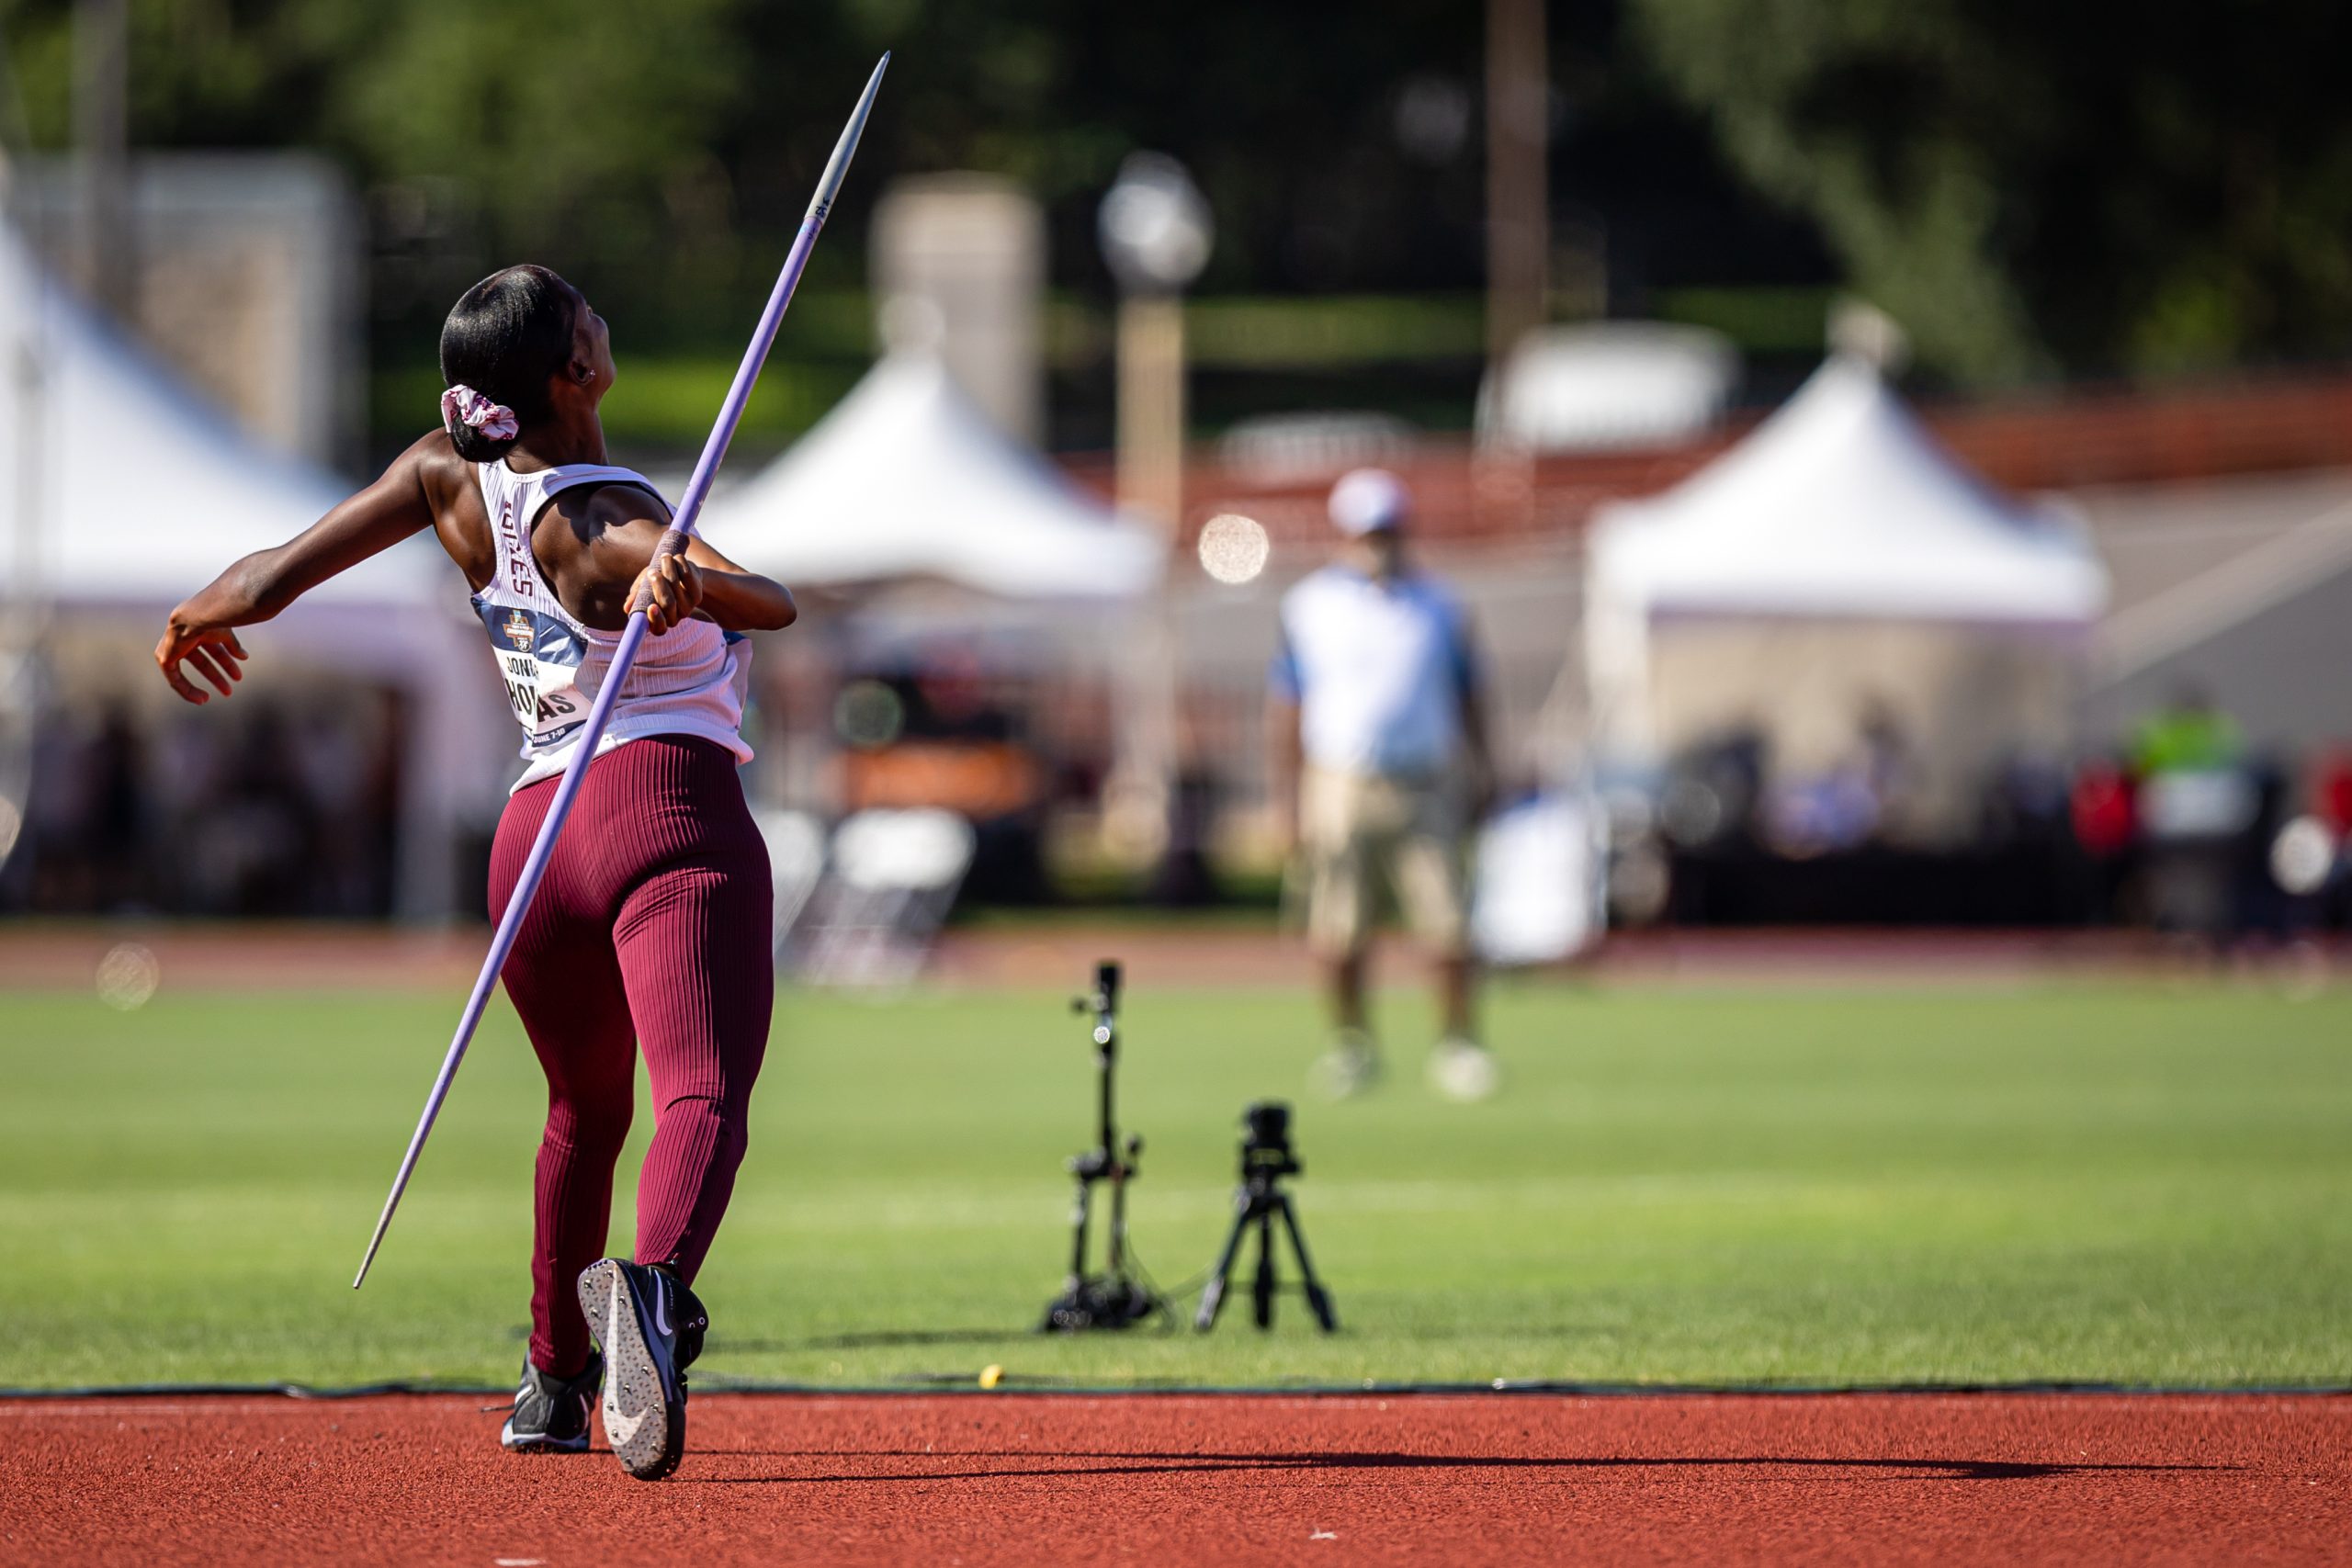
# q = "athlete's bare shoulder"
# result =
<box><xmin>573</xmin><ymin>473</ymin><xmax>674</xmax><ymax>532</ymax></box>
<box><xmin>385</xmin><ymin>427</ymin><xmax>494</xmax><ymax>587</ymax></box>
<box><xmin>393</xmin><ymin>428</ymin><xmax>479</xmax><ymax>513</ymax></box>
<box><xmin>538</xmin><ymin>471</ymin><xmax>672</xmax><ymax>558</ymax></box>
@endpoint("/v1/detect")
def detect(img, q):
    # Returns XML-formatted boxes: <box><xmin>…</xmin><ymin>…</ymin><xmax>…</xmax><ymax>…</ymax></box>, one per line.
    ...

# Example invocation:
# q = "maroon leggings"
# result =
<box><xmin>488</xmin><ymin>735</ymin><xmax>773</xmax><ymax>1377</ymax></box>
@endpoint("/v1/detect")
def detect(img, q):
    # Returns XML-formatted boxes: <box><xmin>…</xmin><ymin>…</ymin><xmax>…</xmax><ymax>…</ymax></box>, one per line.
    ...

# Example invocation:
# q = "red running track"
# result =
<box><xmin>1</xmin><ymin>1393</ymin><xmax>2346</xmax><ymax>1565</ymax></box>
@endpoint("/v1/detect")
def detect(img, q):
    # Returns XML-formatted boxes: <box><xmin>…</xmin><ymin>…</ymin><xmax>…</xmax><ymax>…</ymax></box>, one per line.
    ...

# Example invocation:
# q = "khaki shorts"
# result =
<box><xmin>1298</xmin><ymin>765</ymin><xmax>1471</xmax><ymax>959</ymax></box>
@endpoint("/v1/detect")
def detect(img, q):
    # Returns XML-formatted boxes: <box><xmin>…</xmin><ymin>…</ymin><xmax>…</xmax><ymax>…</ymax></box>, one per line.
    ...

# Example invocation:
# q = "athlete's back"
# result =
<box><xmin>468</xmin><ymin>457</ymin><xmax>750</xmax><ymax>789</ymax></box>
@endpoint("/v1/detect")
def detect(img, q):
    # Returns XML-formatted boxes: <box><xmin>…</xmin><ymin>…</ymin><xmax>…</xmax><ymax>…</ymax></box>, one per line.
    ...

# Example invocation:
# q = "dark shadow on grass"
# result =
<box><xmin>711</xmin><ymin>1323</ymin><xmax>1631</xmax><ymax>1353</ymax></box>
<box><xmin>682</xmin><ymin>1450</ymin><xmax>2232</xmax><ymax>1485</ymax></box>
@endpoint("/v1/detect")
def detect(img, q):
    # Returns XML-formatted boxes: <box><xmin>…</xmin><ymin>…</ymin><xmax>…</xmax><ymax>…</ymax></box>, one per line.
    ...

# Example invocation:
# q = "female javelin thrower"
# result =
<box><xmin>153</xmin><ymin>265</ymin><xmax>795</xmax><ymax>1481</ymax></box>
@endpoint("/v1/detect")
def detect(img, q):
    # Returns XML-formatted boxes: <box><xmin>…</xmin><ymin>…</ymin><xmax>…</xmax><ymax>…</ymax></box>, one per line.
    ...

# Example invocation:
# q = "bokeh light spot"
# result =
<box><xmin>96</xmin><ymin>942</ymin><xmax>161</xmax><ymax>1012</ymax></box>
<box><xmin>1197</xmin><ymin>513</ymin><xmax>1270</xmax><ymax>585</ymax></box>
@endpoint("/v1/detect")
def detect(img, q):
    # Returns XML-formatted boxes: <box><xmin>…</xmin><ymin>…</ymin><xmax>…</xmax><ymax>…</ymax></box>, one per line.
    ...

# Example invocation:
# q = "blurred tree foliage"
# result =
<box><xmin>0</xmin><ymin>1</ymin><xmax>1793</xmax><ymax>341</ymax></box>
<box><xmin>1</xmin><ymin>0</ymin><xmax>749</xmax><ymax>330</ymax></box>
<box><xmin>13</xmin><ymin>0</ymin><xmax>2337</xmax><ymax>387</ymax></box>
<box><xmin>1629</xmin><ymin>0</ymin><xmax>2352</xmax><ymax>381</ymax></box>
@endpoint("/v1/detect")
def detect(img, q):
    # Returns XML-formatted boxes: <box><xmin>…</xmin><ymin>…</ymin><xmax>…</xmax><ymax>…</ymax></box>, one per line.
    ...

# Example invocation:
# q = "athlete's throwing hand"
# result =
<box><xmin>153</xmin><ymin>618</ymin><xmax>249</xmax><ymax>705</ymax></box>
<box><xmin>628</xmin><ymin>551</ymin><xmax>705</xmax><ymax>635</ymax></box>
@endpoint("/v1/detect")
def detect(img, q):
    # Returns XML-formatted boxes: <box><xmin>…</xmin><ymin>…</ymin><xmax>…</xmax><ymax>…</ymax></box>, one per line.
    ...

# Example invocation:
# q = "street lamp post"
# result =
<box><xmin>1485</xmin><ymin>0</ymin><xmax>1548</xmax><ymax>370</ymax></box>
<box><xmin>1098</xmin><ymin>153</ymin><xmax>1211</xmax><ymax>867</ymax></box>
<box><xmin>73</xmin><ymin>0</ymin><xmax>132</xmax><ymax>319</ymax></box>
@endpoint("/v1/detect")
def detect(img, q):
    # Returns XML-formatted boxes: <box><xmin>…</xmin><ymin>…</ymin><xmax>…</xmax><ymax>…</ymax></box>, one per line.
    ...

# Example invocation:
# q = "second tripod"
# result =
<box><xmin>1194</xmin><ymin>1101</ymin><xmax>1337</xmax><ymax>1333</ymax></box>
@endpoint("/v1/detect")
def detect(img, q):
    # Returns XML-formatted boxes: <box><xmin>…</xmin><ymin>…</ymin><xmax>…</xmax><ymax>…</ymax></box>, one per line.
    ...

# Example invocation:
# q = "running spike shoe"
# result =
<box><xmin>577</xmin><ymin>1258</ymin><xmax>695</xmax><ymax>1481</ymax></box>
<box><xmin>1314</xmin><ymin>1027</ymin><xmax>1383</xmax><ymax>1100</ymax></box>
<box><xmin>1428</xmin><ymin>1036</ymin><xmax>1501</xmax><ymax>1102</ymax></box>
<box><xmin>498</xmin><ymin>1353</ymin><xmax>602</xmax><ymax>1454</ymax></box>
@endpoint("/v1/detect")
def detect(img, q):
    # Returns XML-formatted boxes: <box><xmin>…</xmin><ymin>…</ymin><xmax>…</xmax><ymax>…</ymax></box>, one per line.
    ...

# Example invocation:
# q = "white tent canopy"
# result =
<box><xmin>702</xmin><ymin>352</ymin><xmax>1161</xmax><ymax>600</ymax></box>
<box><xmin>1583</xmin><ymin>357</ymin><xmax>2110</xmax><ymax>812</ymax></box>
<box><xmin>1588</xmin><ymin>354</ymin><xmax>2107</xmax><ymax>626</ymax></box>
<box><xmin>0</xmin><ymin>226</ymin><xmax>447</xmax><ymax>616</ymax></box>
<box><xmin>0</xmin><ymin>224</ymin><xmax>494</xmax><ymax>916</ymax></box>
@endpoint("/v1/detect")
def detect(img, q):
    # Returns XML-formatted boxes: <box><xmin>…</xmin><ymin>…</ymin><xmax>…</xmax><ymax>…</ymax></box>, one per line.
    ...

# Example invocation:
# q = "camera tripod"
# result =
<box><xmin>1040</xmin><ymin>962</ymin><xmax>1167</xmax><ymax>1331</ymax></box>
<box><xmin>1195</xmin><ymin>1101</ymin><xmax>1337</xmax><ymax>1333</ymax></box>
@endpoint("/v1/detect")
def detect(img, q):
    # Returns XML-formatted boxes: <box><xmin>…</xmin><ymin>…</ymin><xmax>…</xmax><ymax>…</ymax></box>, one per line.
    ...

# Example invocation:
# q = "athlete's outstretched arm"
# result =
<box><xmin>154</xmin><ymin>434</ymin><xmax>446</xmax><ymax>705</ymax></box>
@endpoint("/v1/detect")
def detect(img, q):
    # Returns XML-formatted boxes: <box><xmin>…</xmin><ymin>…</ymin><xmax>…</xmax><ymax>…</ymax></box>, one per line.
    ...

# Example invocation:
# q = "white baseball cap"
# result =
<box><xmin>1328</xmin><ymin>468</ymin><xmax>1411</xmax><ymax>536</ymax></box>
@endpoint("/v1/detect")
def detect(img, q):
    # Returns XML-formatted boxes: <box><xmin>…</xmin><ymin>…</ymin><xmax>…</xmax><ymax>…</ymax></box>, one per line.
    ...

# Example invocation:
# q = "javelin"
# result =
<box><xmin>353</xmin><ymin>53</ymin><xmax>890</xmax><ymax>1290</ymax></box>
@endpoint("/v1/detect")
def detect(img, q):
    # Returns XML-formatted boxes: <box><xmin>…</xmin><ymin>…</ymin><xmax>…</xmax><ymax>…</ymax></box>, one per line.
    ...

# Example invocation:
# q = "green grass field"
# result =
<box><xmin>2</xmin><ymin>978</ymin><xmax>2347</xmax><ymax>1391</ymax></box>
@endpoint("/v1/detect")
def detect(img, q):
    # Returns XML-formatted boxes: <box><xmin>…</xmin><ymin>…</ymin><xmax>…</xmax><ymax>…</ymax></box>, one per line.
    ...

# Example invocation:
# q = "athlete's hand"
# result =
<box><xmin>627</xmin><ymin>551</ymin><xmax>704</xmax><ymax>635</ymax></box>
<box><xmin>153</xmin><ymin>616</ymin><xmax>250</xmax><ymax>705</ymax></box>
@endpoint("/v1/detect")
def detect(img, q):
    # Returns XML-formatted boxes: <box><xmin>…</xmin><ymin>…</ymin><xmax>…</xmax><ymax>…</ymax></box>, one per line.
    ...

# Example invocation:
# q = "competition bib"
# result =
<box><xmin>474</xmin><ymin>602</ymin><xmax>591</xmax><ymax>747</ymax></box>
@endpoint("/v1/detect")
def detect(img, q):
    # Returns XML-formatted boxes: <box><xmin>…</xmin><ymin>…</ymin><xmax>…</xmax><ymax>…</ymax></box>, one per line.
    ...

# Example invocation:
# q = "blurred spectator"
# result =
<box><xmin>1858</xmin><ymin>700</ymin><xmax>1925</xmax><ymax>846</ymax></box>
<box><xmin>2067</xmin><ymin>755</ymin><xmax>2139</xmax><ymax>923</ymax></box>
<box><xmin>2068</xmin><ymin>758</ymin><xmax>2138</xmax><ymax>859</ymax></box>
<box><xmin>2130</xmin><ymin>685</ymin><xmax>2259</xmax><ymax>942</ymax></box>
<box><xmin>1982</xmin><ymin>752</ymin><xmax>2071</xmax><ymax>850</ymax></box>
<box><xmin>85</xmin><ymin>705</ymin><xmax>152</xmax><ymax>910</ymax></box>
<box><xmin>1267</xmin><ymin>468</ymin><xmax>1498</xmax><ymax>1102</ymax></box>
<box><xmin>2294</xmin><ymin>749</ymin><xmax>2352</xmax><ymax>929</ymax></box>
<box><xmin>26</xmin><ymin>714</ymin><xmax>99</xmax><ymax>910</ymax></box>
<box><xmin>1761</xmin><ymin>769</ymin><xmax>1877</xmax><ymax>859</ymax></box>
<box><xmin>7</xmin><ymin>687</ymin><xmax>407</xmax><ymax>919</ymax></box>
<box><xmin>2131</xmin><ymin>683</ymin><xmax>2242</xmax><ymax>776</ymax></box>
<box><xmin>2310</xmin><ymin>748</ymin><xmax>2352</xmax><ymax>838</ymax></box>
<box><xmin>1660</xmin><ymin>729</ymin><xmax>1767</xmax><ymax>853</ymax></box>
<box><xmin>1757</xmin><ymin>703</ymin><xmax>1919</xmax><ymax>859</ymax></box>
<box><xmin>197</xmin><ymin>703</ymin><xmax>315</xmax><ymax>916</ymax></box>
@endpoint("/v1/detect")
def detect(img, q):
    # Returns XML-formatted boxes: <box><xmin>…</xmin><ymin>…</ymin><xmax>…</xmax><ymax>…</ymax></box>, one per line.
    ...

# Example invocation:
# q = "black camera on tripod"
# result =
<box><xmin>1238</xmin><ymin>1100</ymin><xmax>1299</xmax><ymax>1185</ymax></box>
<box><xmin>1036</xmin><ymin>964</ymin><xmax>1334</xmax><ymax>1337</ymax></box>
<box><xmin>1195</xmin><ymin>1099</ymin><xmax>1337</xmax><ymax>1334</ymax></box>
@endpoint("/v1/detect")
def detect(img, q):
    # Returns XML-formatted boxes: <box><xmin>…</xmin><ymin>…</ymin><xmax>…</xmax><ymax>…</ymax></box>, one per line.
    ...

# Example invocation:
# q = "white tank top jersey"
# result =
<box><xmin>469</xmin><ymin>459</ymin><xmax>752</xmax><ymax>792</ymax></box>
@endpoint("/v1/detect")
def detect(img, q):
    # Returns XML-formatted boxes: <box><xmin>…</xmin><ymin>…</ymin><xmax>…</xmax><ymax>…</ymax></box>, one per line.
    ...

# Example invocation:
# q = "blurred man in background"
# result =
<box><xmin>1268</xmin><ymin>468</ymin><xmax>1498</xmax><ymax>1101</ymax></box>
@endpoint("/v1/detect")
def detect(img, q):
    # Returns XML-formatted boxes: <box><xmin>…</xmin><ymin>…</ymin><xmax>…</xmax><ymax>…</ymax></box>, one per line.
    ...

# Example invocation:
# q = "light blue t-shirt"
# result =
<box><xmin>1270</xmin><ymin>566</ymin><xmax>1476</xmax><ymax>776</ymax></box>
